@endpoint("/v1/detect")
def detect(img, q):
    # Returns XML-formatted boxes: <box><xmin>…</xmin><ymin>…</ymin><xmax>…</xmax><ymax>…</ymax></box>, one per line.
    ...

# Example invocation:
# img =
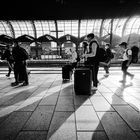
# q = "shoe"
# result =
<box><xmin>6</xmin><ymin>74</ymin><xmax>10</xmax><ymax>77</ymax></box>
<box><xmin>22</xmin><ymin>82</ymin><xmax>29</xmax><ymax>86</ymax></box>
<box><xmin>98</xmin><ymin>81</ymin><xmax>101</xmax><ymax>85</ymax></box>
<box><xmin>91</xmin><ymin>86</ymin><xmax>98</xmax><ymax>90</ymax></box>
<box><xmin>131</xmin><ymin>75</ymin><xmax>134</xmax><ymax>80</ymax></box>
<box><xmin>11</xmin><ymin>82</ymin><xmax>19</xmax><ymax>86</ymax></box>
<box><xmin>104</xmin><ymin>73</ymin><xmax>109</xmax><ymax>77</ymax></box>
<box><xmin>119</xmin><ymin>80</ymin><xmax>126</xmax><ymax>83</ymax></box>
<box><xmin>28</xmin><ymin>71</ymin><xmax>31</xmax><ymax>75</ymax></box>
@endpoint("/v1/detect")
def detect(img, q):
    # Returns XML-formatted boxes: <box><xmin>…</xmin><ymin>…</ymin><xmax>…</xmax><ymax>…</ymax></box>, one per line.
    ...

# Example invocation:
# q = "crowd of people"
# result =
<box><xmin>0</xmin><ymin>33</ymin><xmax>138</xmax><ymax>90</ymax></box>
<box><xmin>79</xmin><ymin>33</ymin><xmax>136</xmax><ymax>90</ymax></box>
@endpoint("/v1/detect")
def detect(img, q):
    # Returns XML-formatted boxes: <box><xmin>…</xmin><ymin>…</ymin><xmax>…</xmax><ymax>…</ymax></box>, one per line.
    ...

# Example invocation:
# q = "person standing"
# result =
<box><xmin>1</xmin><ymin>45</ymin><xmax>14</xmax><ymax>77</ymax></box>
<box><xmin>11</xmin><ymin>41</ymin><xmax>29</xmax><ymax>86</ymax></box>
<box><xmin>81</xmin><ymin>41</ymin><xmax>88</xmax><ymax>65</ymax></box>
<box><xmin>82</xmin><ymin>33</ymin><xmax>100</xmax><ymax>90</ymax></box>
<box><xmin>103</xmin><ymin>43</ymin><xmax>113</xmax><ymax>77</ymax></box>
<box><xmin>119</xmin><ymin>42</ymin><xmax>134</xmax><ymax>83</ymax></box>
<box><xmin>69</xmin><ymin>47</ymin><xmax>78</xmax><ymax>69</ymax></box>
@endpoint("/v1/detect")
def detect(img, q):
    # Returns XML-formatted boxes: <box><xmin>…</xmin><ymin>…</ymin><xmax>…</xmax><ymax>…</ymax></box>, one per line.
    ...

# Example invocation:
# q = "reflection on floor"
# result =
<box><xmin>0</xmin><ymin>67</ymin><xmax>140</xmax><ymax>140</ymax></box>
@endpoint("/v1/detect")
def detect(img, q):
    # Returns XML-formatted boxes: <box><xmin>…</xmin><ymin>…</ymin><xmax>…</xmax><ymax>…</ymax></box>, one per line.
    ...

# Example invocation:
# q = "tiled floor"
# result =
<box><xmin>0</xmin><ymin>67</ymin><xmax>140</xmax><ymax>140</ymax></box>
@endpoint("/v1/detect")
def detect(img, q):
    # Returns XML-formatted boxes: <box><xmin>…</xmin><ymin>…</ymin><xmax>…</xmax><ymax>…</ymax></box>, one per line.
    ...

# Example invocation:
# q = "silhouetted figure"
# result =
<box><xmin>82</xmin><ymin>33</ymin><xmax>100</xmax><ymax>90</ymax></box>
<box><xmin>11</xmin><ymin>41</ymin><xmax>29</xmax><ymax>86</ymax></box>
<box><xmin>103</xmin><ymin>43</ymin><xmax>114</xmax><ymax>77</ymax></box>
<box><xmin>1</xmin><ymin>45</ymin><xmax>14</xmax><ymax>77</ymax></box>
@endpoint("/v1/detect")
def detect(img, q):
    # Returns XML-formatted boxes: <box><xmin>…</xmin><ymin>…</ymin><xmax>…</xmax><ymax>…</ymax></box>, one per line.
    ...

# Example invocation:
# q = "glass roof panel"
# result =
<box><xmin>80</xmin><ymin>20</ymin><xmax>87</xmax><ymax>37</ymax></box>
<box><xmin>80</xmin><ymin>19</ymin><xmax>102</xmax><ymax>38</ymax></box>
<box><xmin>10</xmin><ymin>21</ymin><xmax>34</xmax><ymax>38</ymax></box>
<box><xmin>34</xmin><ymin>20</ymin><xmax>56</xmax><ymax>38</ymax></box>
<box><xmin>0</xmin><ymin>21</ymin><xmax>12</xmax><ymax>36</ymax></box>
<box><xmin>93</xmin><ymin>19</ymin><xmax>102</xmax><ymax>37</ymax></box>
<box><xmin>102</xmin><ymin>19</ymin><xmax>112</xmax><ymax>37</ymax></box>
<box><xmin>131</xmin><ymin>17</ymin><xmax>140</xmax><ymax>34</ymax></box>
<box><xmin>123</xmin><ymin>16</ymin><xmax>138</xmax><ymax>36</ymax></box>
<box><xmin>86</xmin><ymin>20</ymin><xmax>95</xmax><ymax>35</ymax></box>
<box><xmin>113</xmin><ymin>18</ymin><xmax>127</xmax><ymax>37</ymax></box>
<box><xmin>57</xmin><ymin>20</ymin><xmax>78</xmax><ymax>38</ymax></box>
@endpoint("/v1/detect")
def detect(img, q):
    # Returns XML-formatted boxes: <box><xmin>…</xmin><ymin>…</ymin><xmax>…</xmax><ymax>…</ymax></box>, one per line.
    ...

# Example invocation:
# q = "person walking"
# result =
<box><xmin>119</xmin><ymin>42</ymin><xmax>134</xmax><ymax>83</ymax></box>
<box><xmin>1</xmin><ymin>45</ymin><xmax>14</xmax><ymax>77</ymax></box>
<box><xmin>103</xmin><ymin>43</ymin><xmax>114</xmax><ymax>77</ymax></box>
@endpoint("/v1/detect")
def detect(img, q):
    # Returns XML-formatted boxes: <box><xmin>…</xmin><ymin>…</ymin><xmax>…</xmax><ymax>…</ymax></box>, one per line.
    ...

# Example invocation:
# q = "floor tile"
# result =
<box><xmin>97</xmin><ymin>112</ymin><xmax>139</xmax><ymax>140</ymax></box>
<box><xmin>77</xmin><ymin>131</ymin><xmax>108</xmax><ymax>140</ymax></box>
<box><xmin>75</xmin><ymin>106</ymin><xmax>103</xmax><ymax>131</ymax></box>
<box><xmin>23</xmin><ymin>106</ymin><xmax>54</xmax><ymax>130</ymax></box>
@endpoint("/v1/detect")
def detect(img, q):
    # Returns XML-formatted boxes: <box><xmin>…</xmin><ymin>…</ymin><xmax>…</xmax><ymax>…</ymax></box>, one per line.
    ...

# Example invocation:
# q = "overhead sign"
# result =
<box><xmin>46</xmin><ymin>36</ymin><xmax>52</xmax><ymax>41</ymax></box>
<box><xmin>66</xmin><ymin>35</ymin><xmax>71</xmax><ymax>41</ymax></box>
<box><xmin>64</xmin><ymin>42</ymin><xmax>73</xmax><ymax>48</ymax></box>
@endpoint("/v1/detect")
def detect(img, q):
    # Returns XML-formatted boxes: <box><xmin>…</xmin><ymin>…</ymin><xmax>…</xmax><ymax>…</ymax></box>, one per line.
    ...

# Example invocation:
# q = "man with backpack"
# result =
<box><xmin>119</xmin><ymin>42</ymin><xmax>135</xmax><ymax>83</ymax></box>
<box><xmin>82</xmin><ymin>33</ymin><xmax>100</xmax><ymax>90</ymax></box>
<box><xmin>1</xmin><ymin>45</ymin><xmax>14</xmax><ymax>77</ymax></box>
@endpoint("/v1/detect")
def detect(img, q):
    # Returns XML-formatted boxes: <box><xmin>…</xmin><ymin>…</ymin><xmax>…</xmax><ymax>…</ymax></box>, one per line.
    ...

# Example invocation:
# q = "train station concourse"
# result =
<box><xmin>0</xmin><ymin>66</ymin><xmax>140</xmax><ymax>140</ymax></box>
<box><xmin>0</xmin><ymin>0</ymin><xmax>140</xmax><ymax>140</ymax></box>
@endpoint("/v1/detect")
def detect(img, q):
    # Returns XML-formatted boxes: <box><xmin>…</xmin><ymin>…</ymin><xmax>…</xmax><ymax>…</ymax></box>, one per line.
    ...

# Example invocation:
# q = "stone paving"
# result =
<box><xmin>0</xmin><ymin>67</ymin><xmax>140</xmax><ymax>140</ymax></box>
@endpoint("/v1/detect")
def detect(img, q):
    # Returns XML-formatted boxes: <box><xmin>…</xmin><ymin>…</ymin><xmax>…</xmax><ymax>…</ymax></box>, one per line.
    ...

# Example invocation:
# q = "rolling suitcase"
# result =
<box><xmin>62</xmin><ymin>64</ymin><xmax>72</xmax><ymax>81</ymax></box>
<box><xmin>74</xmin><ymin>67</ymin><xmax>92</xmax><ymax>95</ymax></box>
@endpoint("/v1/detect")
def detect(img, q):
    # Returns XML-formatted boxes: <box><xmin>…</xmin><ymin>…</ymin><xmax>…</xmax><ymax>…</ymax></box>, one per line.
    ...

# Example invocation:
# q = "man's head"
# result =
<box><xmin>119</xmin><ymin>42</ymin><xmax>127</xmax><ymax>49</ymax></box>
<box><xmin>82</xmin><ymin>41</ymin><xmax>88</xmax><ymax>47</ymax></box>
<box><xmin>86</xmin><ymin>33</ymin><xmax>94</xmax><ymax>42</ymax></box>
<box><xmin>105</xmin><ymin>43</ymin><xmax>110</xmax><ymax>49</ymax></box>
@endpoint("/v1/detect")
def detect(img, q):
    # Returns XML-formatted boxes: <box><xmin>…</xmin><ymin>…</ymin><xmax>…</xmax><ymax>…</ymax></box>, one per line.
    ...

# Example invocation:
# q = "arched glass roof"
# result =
<box><xmin>0</xmin><ymin>16</ymin><xmax>140</xmax><ymax>42</ymax></box>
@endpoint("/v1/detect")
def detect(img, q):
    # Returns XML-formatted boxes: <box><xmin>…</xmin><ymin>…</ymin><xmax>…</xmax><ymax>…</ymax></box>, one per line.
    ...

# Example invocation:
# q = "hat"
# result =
<box><xmin>119</xmin><ymin>42</ymin><xmax>127</xmax><ymax>46</ymax></box>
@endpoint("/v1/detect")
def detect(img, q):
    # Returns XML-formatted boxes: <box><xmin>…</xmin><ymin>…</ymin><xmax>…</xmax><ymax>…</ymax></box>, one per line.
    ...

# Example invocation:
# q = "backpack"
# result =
<box><xmin>106</xmin><ymin>48</ymin><xmax>114</xmax><ymax>59</ymax></box>
<box><xmin>88</xmin><ymin>41</ymin><xmax>107</xmax><ymax>62</ymax></box>
<box><xmin>109</xmin><ymin>51</ymin><xmax>114</xmax><ymax>59</ymax></box>
<box><xmin>131</xmin><ymin>46</ymin><xmax>139</xmax><ymax>63</ymax></box>
<box><xmin>98</xmin><ymin>47</ymin><xmax>107</xmax><ymax>62</ymax></box>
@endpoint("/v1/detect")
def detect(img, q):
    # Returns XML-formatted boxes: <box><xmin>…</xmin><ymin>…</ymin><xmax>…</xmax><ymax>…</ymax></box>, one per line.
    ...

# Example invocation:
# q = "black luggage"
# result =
<box><xmin>74</xmin><ymin>68</ymin><xmax>92</xmax><ymax>95</ymax></box>
<box><xmin>62</xmin><ymin>64</ymin><xmax>72</xmax><ymax>81</ymax></box>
